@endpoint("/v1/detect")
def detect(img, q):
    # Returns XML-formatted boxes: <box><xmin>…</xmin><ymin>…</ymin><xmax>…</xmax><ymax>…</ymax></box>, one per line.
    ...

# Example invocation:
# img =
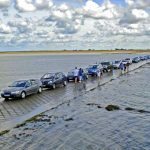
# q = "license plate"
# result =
<box><xmin>4</xmin><ymin>94</ymin><xmax>10</xmax><ymax>97</ymax></box>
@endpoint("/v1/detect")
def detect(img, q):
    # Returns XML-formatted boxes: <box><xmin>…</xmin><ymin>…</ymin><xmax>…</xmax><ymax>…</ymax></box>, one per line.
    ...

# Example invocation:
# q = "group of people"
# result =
<box><xmin>73</xmin><ymin>62</ymin><xmax>130</xmax><ymax>83</ymax></box>
<box><xmin>73</xmin><ymin>67</ymin><xmax>84</xmax><ymax>83</ymax></box>
<box><xmin>73</xmin><ymin>67</ymin><xmax>103</xmax><ymax>83</ymax></box>
<box><xmin>119</xmin><ymin>62</ymin><xmax>129</xmax><ymax>73</ymax></box>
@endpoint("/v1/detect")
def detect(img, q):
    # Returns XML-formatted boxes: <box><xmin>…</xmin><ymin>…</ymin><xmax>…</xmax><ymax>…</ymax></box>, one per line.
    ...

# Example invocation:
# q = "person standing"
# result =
<box><xmin>119</xmin><ymin>62</ymin><xmax>124</xmax><ymax>74</ymax></box>
<box><xmin>73</xmin><ymin>67</ymin><xmax>79</xmax><ymax>83</ymax></box>
<box><xmin>79</xmin><ymin>68</ymin><xmax>83</xmax><ymax>82</ymax></box>
<box><xmin>124</xmin><ymin>64</ymin><xmax>127</xmax><ymax>72</ymax></box>
<box><xmin>126</xmin><ymin>63</ymin><xmax>130</xmax><ymax>72</ymax></box>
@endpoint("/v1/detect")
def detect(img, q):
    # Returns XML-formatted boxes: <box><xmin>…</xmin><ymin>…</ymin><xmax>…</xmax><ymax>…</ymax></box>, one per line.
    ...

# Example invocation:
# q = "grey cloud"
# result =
<box><xmin>0</xmin><ymin>0</ymin><xmax>10</xmax><ymax>8</ymax></box>
<box><xmin>119</xmin><ymin>9</ymin><xmax>149</xmax><ymax>25</ymax></box>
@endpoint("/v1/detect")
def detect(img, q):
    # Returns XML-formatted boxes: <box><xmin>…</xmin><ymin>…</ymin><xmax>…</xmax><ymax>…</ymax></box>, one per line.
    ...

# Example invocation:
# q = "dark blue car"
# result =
<box><xmin>87</xmin><ymin>64</ymin><xmax>103</xmax><ymax>76</ymax></box>
<box><xmin>132</xmin><ymin>57</ymin><xmax>140</xmax><ymax>63</ymax></box>
<box><xmin>41</xmin><ymin>72</ymin><xmax>67</xmax><ymax>89</ymax></box>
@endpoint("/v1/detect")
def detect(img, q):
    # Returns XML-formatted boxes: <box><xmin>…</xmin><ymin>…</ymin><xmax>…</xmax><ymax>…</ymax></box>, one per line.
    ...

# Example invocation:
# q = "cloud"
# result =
<box><xmin>15</xmin><ymin>0</ymin><xmax>36</xmax><ymax>12</ymax></box>
<box><xmin>0</xmin><ymin>0</ymin><xmax>150</xmax><ymax>50</ymax></box>
<box><xmin>79</xmin><ymin>0</ymin><xmax>121</xmax><ymax>19</ymax></box>
<box><xmin>8</xmin><ymin>19</ymin><xmax>34</xmax><ymax>34</ymax></box>
<box><xmin>119</xmin><ymin>9</ymin><xmax>149</xmax><ymax>24</ymax></box>
<box><xmin>34</xmin><ymin>0</ymin><xmax>53</xmax><ymax>10</ymax></box>
<box><xmin>0</xmin><ymin>21</ymin><xmax>11</xmax><ymax>34</ymax></box>
<box><xmin>0</xmin><ymin>0</ymin><xmax>10</xmax><ymax>8</ymax></box>
<box><xmin>125</xmin><ymin>0</ymin><xmax>150</xmax><ymax>9</ymax></box>
<box><xmin>46</xmin><ymin>4</ymin><xmax>83</xmax><ymax>34</ymax></box>
<box><xmin>15</xmin><ymin>0</ymin><xmax>53</xmax><ymax>12</ymax></box>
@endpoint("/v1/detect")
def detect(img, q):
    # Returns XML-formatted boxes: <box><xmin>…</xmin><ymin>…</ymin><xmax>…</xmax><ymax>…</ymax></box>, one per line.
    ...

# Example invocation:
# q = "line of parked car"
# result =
<box><xmin>1</xmin><ymin>55</ymin><xmax>150</xmax><ymax>100</ymax></box>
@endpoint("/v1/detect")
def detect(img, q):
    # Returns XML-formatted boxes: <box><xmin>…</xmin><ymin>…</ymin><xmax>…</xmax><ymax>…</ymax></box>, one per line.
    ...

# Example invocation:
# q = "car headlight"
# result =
<box><xmin>11</xmin><ymin>91</ymin><xmax>20</xmax><ymax>94</ymax></box>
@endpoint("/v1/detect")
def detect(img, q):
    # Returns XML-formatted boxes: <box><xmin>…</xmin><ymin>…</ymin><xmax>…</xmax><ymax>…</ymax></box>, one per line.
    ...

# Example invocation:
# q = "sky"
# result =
<box><xmin>0</xmin><ymin>0</ymin><xmax>150</xmax><ymax>51</ymax></box>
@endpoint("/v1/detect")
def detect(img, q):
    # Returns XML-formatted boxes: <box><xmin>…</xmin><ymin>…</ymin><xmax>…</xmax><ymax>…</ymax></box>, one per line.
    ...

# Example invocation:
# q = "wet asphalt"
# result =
<box><xmin>0</xmin><ymin>60</ymin><xmax>149</xmax><ymax>131</ymax></box>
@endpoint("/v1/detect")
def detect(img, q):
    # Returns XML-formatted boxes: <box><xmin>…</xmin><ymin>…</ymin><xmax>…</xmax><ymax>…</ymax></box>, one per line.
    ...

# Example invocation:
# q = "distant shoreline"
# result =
<box><xmin>0</xmin><ymin>50</ymin><xmax>150</xmax><ymax>56</ymax></box>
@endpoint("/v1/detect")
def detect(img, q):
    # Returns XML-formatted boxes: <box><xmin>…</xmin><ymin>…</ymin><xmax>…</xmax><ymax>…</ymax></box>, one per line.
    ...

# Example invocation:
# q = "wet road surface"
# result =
<box><xmin>0</xmin><ymin>60</ymin><xmax>148</xmax><ymax>131</ymax></box>
<box><xmin>0</xmin><ymin>62</ymin><xmax>150</xmax><ymax>150</ymax></box>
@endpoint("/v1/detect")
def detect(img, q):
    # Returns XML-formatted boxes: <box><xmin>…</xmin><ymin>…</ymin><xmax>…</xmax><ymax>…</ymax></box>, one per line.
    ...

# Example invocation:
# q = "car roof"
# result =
<box><xmin>89</xmin><ymin>64</ymin><xmax>99</xmax><ymax>66</ymax></box>
<box><xmin>14</xmin><ymin>80</ymin><xmax>28</xmax><ymax>82</ymax></box>
<box><xmin>101</xmin><ymin>61</ymin><xmax>110</xmax><ymax>63</ymax></box>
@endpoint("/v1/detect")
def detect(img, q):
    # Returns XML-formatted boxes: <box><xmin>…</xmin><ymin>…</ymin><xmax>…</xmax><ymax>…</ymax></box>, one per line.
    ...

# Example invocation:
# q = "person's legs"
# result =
<box><xmin>79</xmin><ymin>76</ymin><xmax>82</xmax><ymax>82</ymax></box>
<box><xmin>75</xmin><ymin>76</ymin><xmax>78</xmax><ymax>83</ymax></box>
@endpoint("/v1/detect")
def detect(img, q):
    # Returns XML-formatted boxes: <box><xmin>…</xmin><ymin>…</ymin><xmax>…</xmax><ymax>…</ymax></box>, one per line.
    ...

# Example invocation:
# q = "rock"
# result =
<box><xmin>105</xmin><ymin>105</ymin><xmax>120</xmax><ymax>111</ymax></box>
<box><xmin>87</xmin><ymin>103</ymin><xmax>102</xmax><ymax>109</ymax></box>
<box><xmin>64</xmin><ymin>118</ymin><xmax>74</xmax><ymax>121</ymax></box>
<box><xmin>125</xmin><ymin>107</ymin><xmax>150</xmax><ymax>113</ymax></box>
<box><xmin>125</xmin><ymin>107</ymin><xmax>135</xmax><ymax>111</ymax></box>
<box><xmin>14</xmin><ymin>123</ymin><xmax>26</xmax><ymax>128</ymax></box>
<box><xmin>137</xmin><ymin>110</ymin><xmax>150</xmax><ymax>113</ymax></box>
<box><xmin>0</xmin><ymin>130</ymin><xmax>9</xmax><ymax>136</ymax></box>
<box><xmin>97</xmin><ymin>105</ymin><xmax>102</xmax><ymax>109</ymax></box>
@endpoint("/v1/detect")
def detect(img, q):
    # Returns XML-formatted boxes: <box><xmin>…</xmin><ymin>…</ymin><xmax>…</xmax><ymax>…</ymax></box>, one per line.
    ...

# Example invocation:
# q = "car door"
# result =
<box><xmin>59</xmin><ymin>73</ymin><xmax>64</xmax><ymax>84</ymax></box>
<box><xmin>54</xmin><ymin>73</ymin><xmax>59</xmax><ymax>85</ymax></box>
<box><xmin>30</xmin><ymin>80</ymin><xmax>39</xmax><ymax>93</ymax></box>
<box><xmin>55</xmin><ymin>73</ymin><xmax>62</xmax><ymax>85</ymax></box>
<box><xmin>25</xmin><ymin>81</ymin><xmax>32</xmax><ymax>95</ymax></box>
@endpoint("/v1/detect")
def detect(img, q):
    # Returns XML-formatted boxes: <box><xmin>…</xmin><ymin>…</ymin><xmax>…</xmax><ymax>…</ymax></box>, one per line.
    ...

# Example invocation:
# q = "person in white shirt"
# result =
<box><xmin>73</xmin><ymin>67</ymin><xmax>79</xmax><ymax>83</ymax></box>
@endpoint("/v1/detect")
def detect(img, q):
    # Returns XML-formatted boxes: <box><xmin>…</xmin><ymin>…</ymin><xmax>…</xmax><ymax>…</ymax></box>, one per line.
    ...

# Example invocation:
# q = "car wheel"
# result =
<box><xmin>52</xmin><ymin>84</ymin><xmax>56</xmax><ymax>89</ymax></box>
<box><xmin>38</xmin><ymin>87</ymin><xmax>42</xmax><ymax>93</ymax></box>
<box><xmin>21</xmin><ymin>91</ymin><xmax>26</xmax><ymax>99</ymax></box>
<box><xmin>5</xmin><ymin>98</ymin><xmax>9</xmax><ymax>101</ymax></box>
<box><xmin>63</xmin><ymin>80</ymin><xmax>67</xmax><ymax>86</ymax></box>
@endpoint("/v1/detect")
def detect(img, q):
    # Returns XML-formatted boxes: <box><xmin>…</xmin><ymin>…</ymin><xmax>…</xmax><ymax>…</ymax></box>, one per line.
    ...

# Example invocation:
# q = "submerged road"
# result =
<box><xmin>0</xmin><ymin>60</ymin><xmax>149</xmax><ymax>131</ymax></box>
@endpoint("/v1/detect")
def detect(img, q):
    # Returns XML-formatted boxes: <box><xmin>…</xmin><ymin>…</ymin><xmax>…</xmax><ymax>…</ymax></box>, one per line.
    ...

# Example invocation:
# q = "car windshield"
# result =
<box><xmin>68</xmin><ymin>71</ymin><xmax>74</xmax><ymax>76</ymax></box>
<box><xmin>9</xmin><ymin>81</ymin><xmax>26</xmax><ymax>87</ymax></box>
<box><xmin>101</xmin><ymin>62</ymin><xmax>110</xmax><ymax>65</ymax></box>
<box><xmin>89</xmin><ymin>65</ymin><xmax>98</xmax><ymax>69</ymax></box>
<box><xmin>114</xmin><ymin>61</ymin><xmax>120</xmax><ymax>64</ymax></box>
<box><xmin>42</xmin><ymin>73</ymin><xmax>54</xmax><ymax>79</ymax></box>
<box><xmin>125</xmin><ymin>58</ymin><xmax>130</xmax><ymax>60</ymax></box>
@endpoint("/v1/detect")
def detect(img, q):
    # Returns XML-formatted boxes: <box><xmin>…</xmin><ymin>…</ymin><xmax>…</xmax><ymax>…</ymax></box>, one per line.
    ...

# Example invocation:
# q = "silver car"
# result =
<box><xmin>1</xmin><ymin>79</ymin><xmax>42</xmax><ymax>100</ymax></box>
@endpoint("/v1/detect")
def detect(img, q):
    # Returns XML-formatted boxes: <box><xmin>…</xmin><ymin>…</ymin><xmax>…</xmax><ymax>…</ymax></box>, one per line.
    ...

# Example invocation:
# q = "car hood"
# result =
<box><xmin>2</xmin><ymin>87</ymin><xmax>24</xmax><ymax>93</ymax></box>
<box><xmin>113</xmin><ymin>63</ymin><xmax>120</xmax><ymax>66</ymax></box>
<box><xmin>41</xmin><ymin>78</ymin><xmax>51</xmax><ymax>82</ymax></box>
<box><xmin>102</xmin><ymin>65</ymin><xmax>108</xmax><ymax>68</ymax></box>
<box><xmin>88</xmin><ymin>68</ymin><xmax>97</xmax><ymax>72</ymax></box>
<box><xmin>67</xmin><ymin>74</ymin><xmax>74</xmax><ymax>77</ymax></box>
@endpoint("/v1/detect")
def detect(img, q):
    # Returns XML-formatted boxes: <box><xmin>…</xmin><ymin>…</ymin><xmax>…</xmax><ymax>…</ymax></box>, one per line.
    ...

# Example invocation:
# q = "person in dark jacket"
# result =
<box><xmin>79</xmin><ymin>68</ymin><xmax>83</xmax><ymax>82</ymax></box>
<box><xmin>119</xmin><ymin>62</ymin><xmax>124</xmax><ymax>74</ymax></box>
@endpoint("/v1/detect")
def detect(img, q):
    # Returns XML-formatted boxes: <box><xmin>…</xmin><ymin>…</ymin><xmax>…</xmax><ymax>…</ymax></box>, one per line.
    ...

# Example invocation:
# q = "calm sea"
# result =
<box><xmin>0</xmin><ymin>53</ymin><xmax>142</xmax><ymax>89</ymax></box>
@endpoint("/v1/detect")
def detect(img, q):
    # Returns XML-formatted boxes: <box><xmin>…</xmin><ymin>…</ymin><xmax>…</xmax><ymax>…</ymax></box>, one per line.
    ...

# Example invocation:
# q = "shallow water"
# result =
<box><xmin>0</xmin><ymin>53</ymin><xmax>142</xmax><ymax>89</ymax></box>
<box><xmin>0</xmin><ymin>63</ymin><xmax>149</xmax><ymax>150</ymax></box>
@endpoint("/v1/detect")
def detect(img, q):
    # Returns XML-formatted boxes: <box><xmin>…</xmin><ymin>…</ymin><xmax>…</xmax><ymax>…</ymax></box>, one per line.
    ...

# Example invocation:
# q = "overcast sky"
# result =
<box><xmin>0</xmin><ymin>0</ymin><xmax>150</xmax><ymax>51</ymax></box>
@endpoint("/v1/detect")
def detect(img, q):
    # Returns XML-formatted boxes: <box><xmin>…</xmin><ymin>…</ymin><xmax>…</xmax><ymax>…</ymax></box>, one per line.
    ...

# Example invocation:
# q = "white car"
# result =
<box><xmin>122</xmin><ymin>60</ymin><xmax>128</xmax><ymax>65</ymax></box>
<box><xmin>112</xmin><ymin>60</ymin><xmax>122</xmax><ymax>69</ymax></box>
<box><xmin>124</xmin><ymin>58</ymin><xmax>132</xmax><ymax>64</ymax></box>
